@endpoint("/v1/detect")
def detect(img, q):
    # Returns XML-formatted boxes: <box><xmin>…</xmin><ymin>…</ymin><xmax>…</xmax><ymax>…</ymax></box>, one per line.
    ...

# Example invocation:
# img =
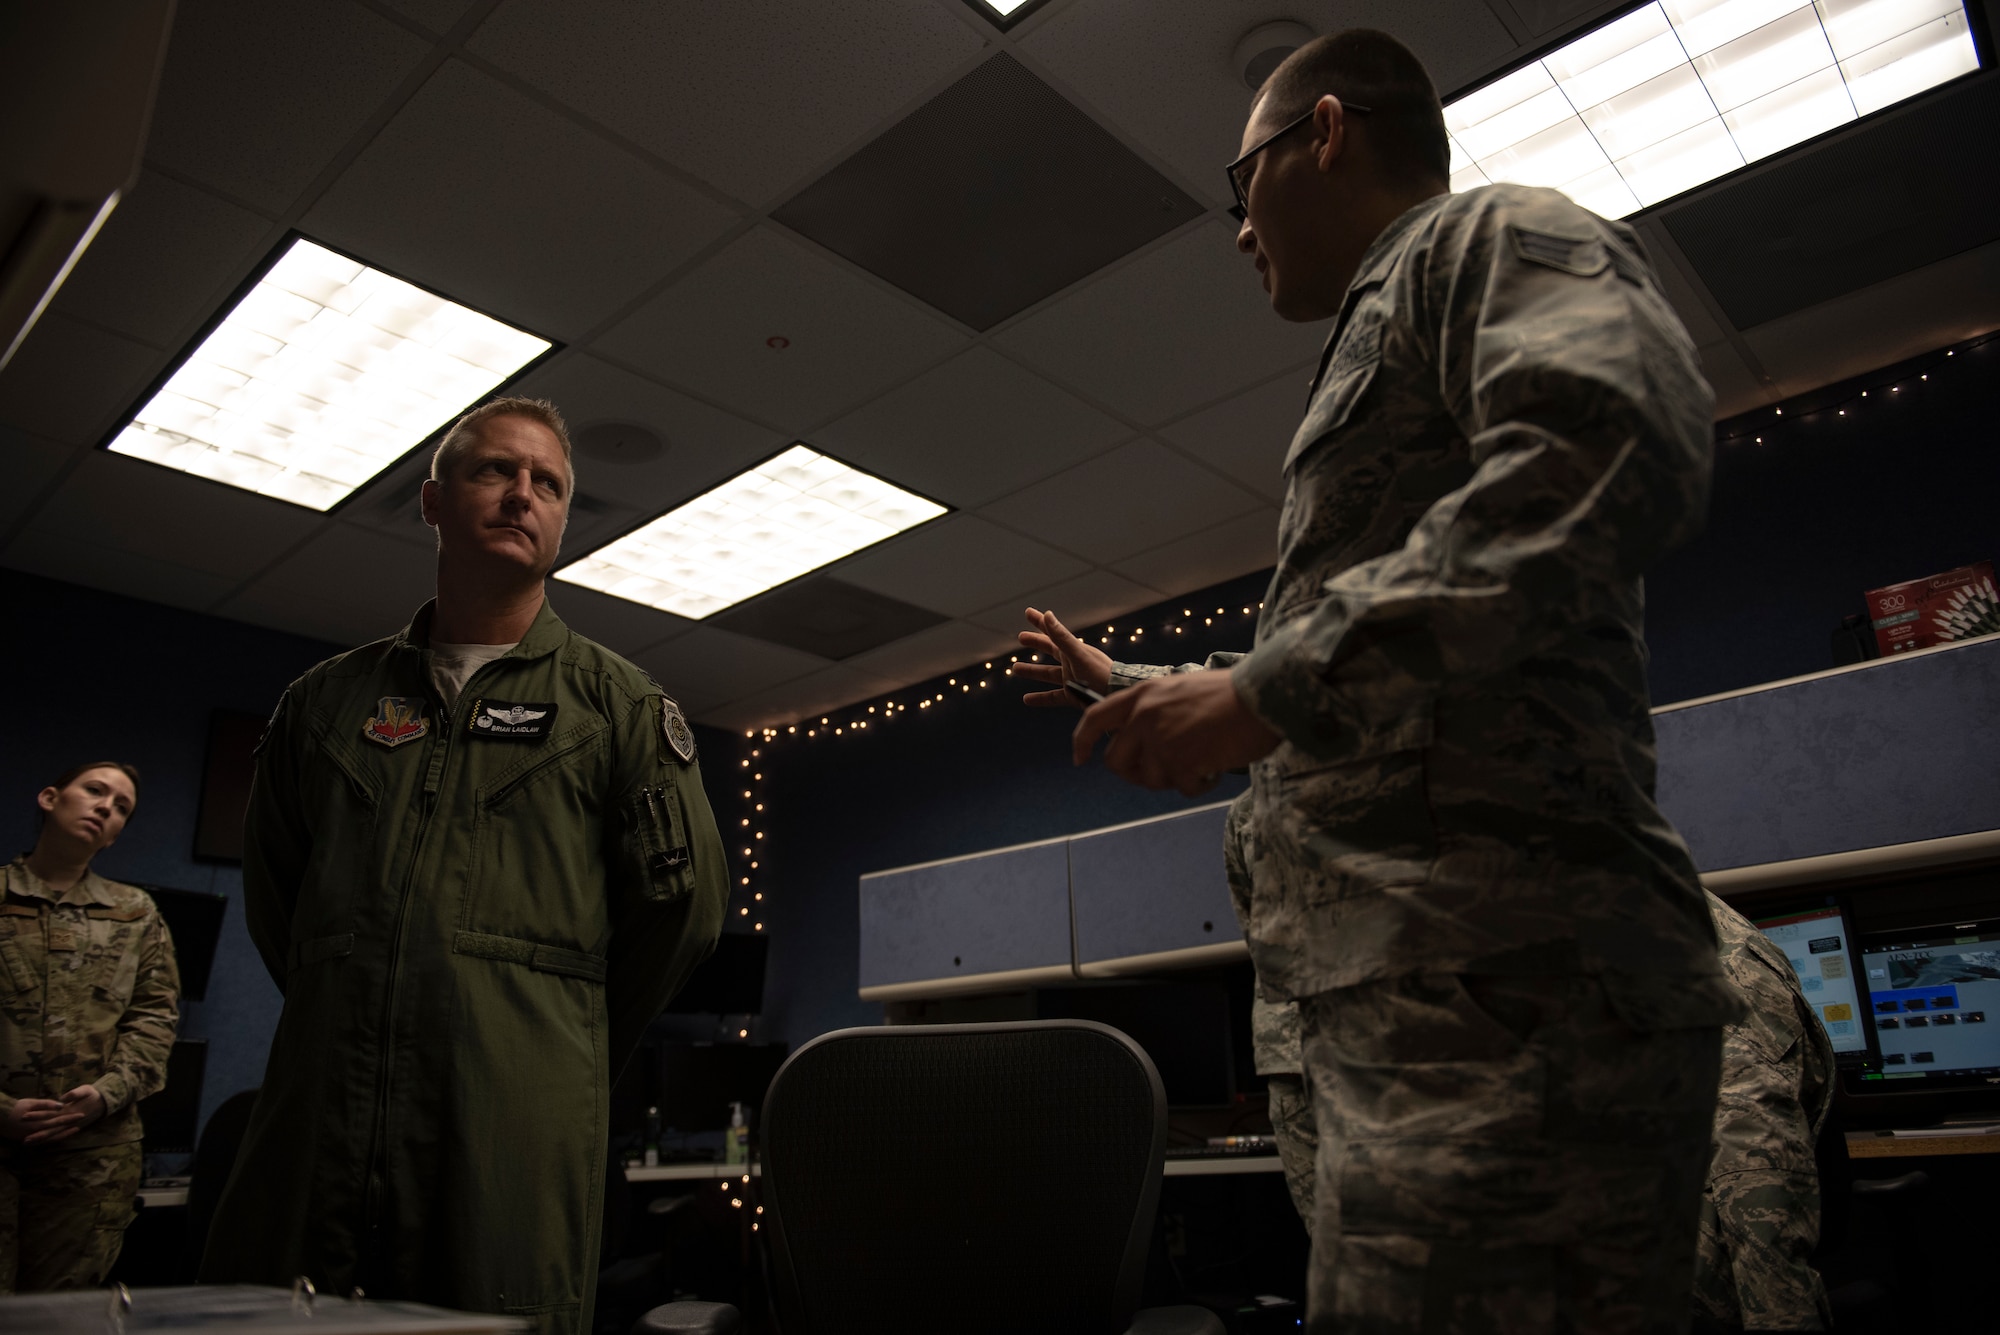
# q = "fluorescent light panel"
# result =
<box><xmin>555</xmin><ymin>445</ymin><xmax>948</xmax><ymax>620</ymax></box>
<box><xmin>109</xmin><ymin>238</ymin><xmax>550</xmax><ymax>511</ymax></box>
<box><xmin>1446</xmin><ymin>0</ymin><xmax>1980</xmax><ymax>216</ymax></box>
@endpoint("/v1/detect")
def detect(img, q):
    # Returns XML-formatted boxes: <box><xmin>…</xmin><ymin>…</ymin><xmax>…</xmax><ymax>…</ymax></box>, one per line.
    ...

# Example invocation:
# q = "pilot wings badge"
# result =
<box><xmin>469</xmin><ymin>698</ymin><xmax>558</xmax><ymax>742</ymax></box>
<box><xmin>363</xmin><ymin>697</ymin><xmax>430</xmax><ymax>749</ymax></box>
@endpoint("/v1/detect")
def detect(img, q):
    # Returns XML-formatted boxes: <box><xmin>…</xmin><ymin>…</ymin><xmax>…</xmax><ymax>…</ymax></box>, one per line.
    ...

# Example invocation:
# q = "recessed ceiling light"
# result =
<box><xmin>1446</xmin><ymin>0</ymin><xmax>1980</xmax><ymax>215</ymax></box>
<box><xmin>555</xmin><ymin>444</ymin><xmax>949</xmax><ymax>620</ymax></box>
<box><xmin>106</xmin><ymin>236</ymin><xmax>551</xmax><ymax>511</ymax></box>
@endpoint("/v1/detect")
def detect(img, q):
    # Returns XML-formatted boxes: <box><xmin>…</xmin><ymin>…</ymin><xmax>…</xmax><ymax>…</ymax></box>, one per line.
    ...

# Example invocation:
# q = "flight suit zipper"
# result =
<box><xmin>358</xmin><ymin>663</ymin><xmax>481</xmax><ymax>1285</ymax></box>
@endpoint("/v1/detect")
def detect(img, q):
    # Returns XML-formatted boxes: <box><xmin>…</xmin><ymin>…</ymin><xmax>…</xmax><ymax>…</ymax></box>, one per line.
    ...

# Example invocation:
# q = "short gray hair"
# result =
<box><xmin>430</xmin><ymin>396</ymin><xmax>574</xmax><ymax>487</ymax></box>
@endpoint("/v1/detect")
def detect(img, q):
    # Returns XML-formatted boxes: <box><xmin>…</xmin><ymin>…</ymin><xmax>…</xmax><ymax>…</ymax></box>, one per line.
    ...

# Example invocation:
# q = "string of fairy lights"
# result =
<box><xmin>727</xmin><ymin>331</ymin><xmax>1999</xmax><ymax>932</ymax></box>
<box><xmin>1717</xmin><ymin>331</ymin><xmax>1995</xmax><ymax>448</ymax></box>
<box><xmin>727</xmin><ymin>599</ymin><xmax>1269</xmax><ymax>933</ymax></box>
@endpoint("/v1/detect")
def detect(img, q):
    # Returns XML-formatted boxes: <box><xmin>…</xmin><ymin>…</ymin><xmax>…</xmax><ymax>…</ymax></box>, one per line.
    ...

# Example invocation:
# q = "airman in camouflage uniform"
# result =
<box><xmin>1226</xmin><ymin>795</ymin><xmax>1316</xmax><ymax>1226</ymax></box>
<box><xmin>1019</xmin><ymin>29</ymin><xmax>1739</xmax><ymax>1332</ymax></box>
<box><xmin>1</xmin><ymin>764</ymin><xmax>180</xmax><ymax>1292</ymax></box>
<box><xmin>1695</xmin><ymin>893</ymin><xmax>1834</xmax><ymax>1332</ymax></box>
<box><xmin>1248</xmin><ymin>896</ymin><xmax>1836</xmax><ymax>1328</ymax></box>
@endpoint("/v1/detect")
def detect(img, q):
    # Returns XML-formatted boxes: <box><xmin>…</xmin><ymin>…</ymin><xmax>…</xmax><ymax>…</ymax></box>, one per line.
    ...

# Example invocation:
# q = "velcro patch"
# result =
<box><xmin>661</xmin><ymin>696</ymin><xmax>696</xmax><ymax>764</ymax></box>
<box><xmin>1509</xmin><ymin>227</ymin><xmax>1608</xmax><ymax>277</ymax></box>
<box><xmin>469</xmin><ymin>699</ymin><xmax>558</xmax><ymax>742</ymax></box>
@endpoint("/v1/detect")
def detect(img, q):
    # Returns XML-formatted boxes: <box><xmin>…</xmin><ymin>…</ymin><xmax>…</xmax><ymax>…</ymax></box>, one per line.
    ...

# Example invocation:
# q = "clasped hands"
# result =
<box><xmin>1009</xmin><ymin>608</ymin><xmax>1280</xmax><ymax>796</ymax></box>
<box><xmin>0</xmin><ymin>1085</ymin><xmax>106</xmax><ymax>1145</ymax></box>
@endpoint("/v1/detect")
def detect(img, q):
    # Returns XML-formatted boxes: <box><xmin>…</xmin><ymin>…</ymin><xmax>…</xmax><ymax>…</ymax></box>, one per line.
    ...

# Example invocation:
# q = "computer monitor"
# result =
<box><xmin>657</xmin><ymin>1041</ymin><xmax>790</xmax><ymax>1133</ymax></box>
<box><xmin>137</xmin><ymin>1039</ymin><xmax>208</xmax><ymax>1153</ymax></box>
<box><xmin>1855</xmin><ymin>917</ymin><xmax>2000</xmax><ymax>1091</ymax></box>
<box><xmin>662</xmin><ymin>932</ymin><xmax>768</xmax><ymax>1015</ymax></box>
<box><xmin>1750</xmin><ymin>897</ymin><xmax>1880</xmax><ymax>1072</ymax></box>
<box><xmin>1038</xmin><ymin>980</ymin><xmax>1237</xmax><ymax>1109</ymax></box>
<box><xmin>138</xmin><ymin>884</ymin><xmax>228</xmax><ymax>1001</ymax></box>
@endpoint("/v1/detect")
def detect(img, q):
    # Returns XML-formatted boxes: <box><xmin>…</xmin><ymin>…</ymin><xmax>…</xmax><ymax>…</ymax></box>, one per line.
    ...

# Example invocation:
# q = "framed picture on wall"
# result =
<box><xmin>193</xmin><ymin>709</ymin><xmax>265</xmax><ymax>863</ymax></box>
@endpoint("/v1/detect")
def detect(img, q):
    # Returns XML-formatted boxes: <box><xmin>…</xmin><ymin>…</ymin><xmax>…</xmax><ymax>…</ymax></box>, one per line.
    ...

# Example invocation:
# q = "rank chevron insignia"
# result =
<box><xmin>363</xmin><ymin>697</ymin><xmax>430</xmax><ymax>748</ymax></box>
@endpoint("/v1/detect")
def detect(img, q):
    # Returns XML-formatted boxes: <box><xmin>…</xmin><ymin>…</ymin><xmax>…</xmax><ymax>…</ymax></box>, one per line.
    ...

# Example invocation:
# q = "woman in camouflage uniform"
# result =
<box><xmin>0</xmin><ymin>762</ymin><xmax>180</xmax><ymax>1291</ymax></box>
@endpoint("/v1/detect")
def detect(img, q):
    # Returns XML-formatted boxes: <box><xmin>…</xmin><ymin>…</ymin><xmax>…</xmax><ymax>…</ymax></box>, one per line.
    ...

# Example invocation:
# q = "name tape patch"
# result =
<box><xmin>470</xmin><ymin>699</ymin><xmax>558</xmax><ymax>742</ymax></box>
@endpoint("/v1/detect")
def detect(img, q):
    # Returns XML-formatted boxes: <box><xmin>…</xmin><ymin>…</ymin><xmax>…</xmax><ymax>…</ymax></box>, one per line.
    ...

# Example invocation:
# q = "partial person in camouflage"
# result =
<box><xmin>1</xmin><ymin>762</ymin><xmax>180</xmax><ymax>1292</ymax></box>
<box><xmin>1248</xmin><ymin>896</ymin><xmax>1836</xmax><ymax>1330</ymax></box>
<box><xmin>1226</xmin><ymin>795</ymin><xmax>1316</xmax><ymax>1227</ymax></box>
<box><xmin>1695</xmin><ymin>892</ymin><xmax>1835</xmax><ymax>1333</ymax></box>
<box><xmin>1014</xmin><ymin>29</ymin><xmax>1737</xmax><ymax>1332</ymax></box>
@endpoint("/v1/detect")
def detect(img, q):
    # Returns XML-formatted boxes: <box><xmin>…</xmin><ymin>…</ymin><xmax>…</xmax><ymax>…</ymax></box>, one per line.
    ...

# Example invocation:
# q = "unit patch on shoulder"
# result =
<box><xmin>661</xmin><ymin>696</ymin><xmax>696</xmax><ymax>764</ymax></box>
<box><xmin>470</xmin><ymin>699</ymin><xmax>558</xmax><ymax>742</ymax></box>
<box><xmin>363</xmin><ymin>697</ymin><xmax>430</xmax><ymax>749</ymax></box>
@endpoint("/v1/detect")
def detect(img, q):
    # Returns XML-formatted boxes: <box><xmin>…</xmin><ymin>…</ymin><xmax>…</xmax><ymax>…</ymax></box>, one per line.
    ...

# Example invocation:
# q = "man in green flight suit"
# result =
<box><xmin>201</xmin><ymin>397</ymin><xmax>728</xmax><ymax>1335</ymax></box>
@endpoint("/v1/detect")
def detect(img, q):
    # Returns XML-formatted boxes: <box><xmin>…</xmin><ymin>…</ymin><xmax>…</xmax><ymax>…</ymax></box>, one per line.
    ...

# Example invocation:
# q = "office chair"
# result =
<box><xmin>633</xmin><ymin>1020</ymin><xmax>1224</xmax><ymax>1335</ymax></box>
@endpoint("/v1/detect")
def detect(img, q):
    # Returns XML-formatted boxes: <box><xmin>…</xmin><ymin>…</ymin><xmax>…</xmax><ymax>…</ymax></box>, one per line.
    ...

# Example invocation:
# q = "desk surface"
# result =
<box><xmin>626</xmin><ymin>1156</ymin><xmax>1283</xmax><ymax>1181</ymax></box>
<box><xmin>1846</xmin><ymin>1129</ymin><xmax>2000</xmax><ymax>1158</ymax></box>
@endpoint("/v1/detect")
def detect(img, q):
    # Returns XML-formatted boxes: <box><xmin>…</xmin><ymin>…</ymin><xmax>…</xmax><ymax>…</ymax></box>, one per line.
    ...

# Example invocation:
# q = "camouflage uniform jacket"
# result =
<box><xmin>0</xmin><ymin>858</ymin><xmax>181</xmax><ymax>1148</ymax></box>
<box><xmin>1700</xmin><ymin>892</ymin><xmax>1835</xmax><ymax>1326</ymax></box>
<box><xmin>201</xmin><ymin>598</ymin><xmax>728</xmax><ymax>1333</ymax></box>
<box><xmin>1114</xmin><ymin>184</ymin><xmax>1734</xmax><ymax>1019</ymax></box>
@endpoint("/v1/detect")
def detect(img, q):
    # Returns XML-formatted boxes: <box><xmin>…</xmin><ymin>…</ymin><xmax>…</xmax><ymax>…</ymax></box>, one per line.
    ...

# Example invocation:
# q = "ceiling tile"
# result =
<box><xmin>18</xmin><ymin>450</ymin><xmax>319</xmax><ymax>581</ymax></box>
<box><xmin>304</xmin><ymin>59</ymin><xmax>740</xmax><ymax>341</ymax></box>
<box><xmin>814</xmin><ymin>346</ymin><xmax>1130</xmax><ymax>507</ymax></box>
<box><xmin>145</xmin><ymin>0</ymin><xmax>432</xmax><ymax>213</ymax></box>
<box><xmin>547</xmin><ymin>584</ymin><xmax>694</xmax><ymax>660</ymax></box>
<box><xmin>964</xmin><ymin>568</ymin><xmax>1167</xmax><ymax>637</ymax></box>
<box><xmin>1156</xmin><ymin>369</ymin><xmax>1313</xmax><ymax>504</ymax></box>
<box><xmin>772</xmin><ymin>53</ymin><xmax>1205</xmax><ymax>331</ymax></box>
<box><xmin>838</xmin><ymin>619</ymin><xmax>1023</xmax><ymax>692</ymax></box>
<box><xmin>1628</xmin><ymin>219</ymin><xmax>1729</xmax><ymax>349</ymax></box>
<box><xmin>1741</xmin><ymin>242</ymin><xmax>2000</xmax><ymax>403</ymax></box>
<box><xmin>594</xmin><ymin>227</ymin><xmax>966</xmax><ymax>433</ymax></box>
<box><xmin>1</xmin><ymin>527</ymin><xmax>236</xmax><ymax>615</ymax></box>
<box><xmin>993</xmin><ymin>220</ymin><xmax>1327</xmax><ymax>425</ymax></box>
<box><xmin>509</xmin><ymin>352</ymin><xmax>787</xmax><ymax>501</ymax></box>
<box><xmin>630</xmin><ymin>625</ymin><xmax>832</xmax><ymax>715</ymax></box>
<box><xmin>831</xmin><ymin>514</ymin><xmax>1089</xmax><ymax>616</ymax></box>
<box><xmin>1695</xmin><ymin>342</ymin><xmax>1771</xmax><ymax>422</ymax></box>
<box><xmin>1109</xmin><ymin>507</ymin><xmax>1279</xmax><ymax>600</ymax></box>
<box><xmin>978</xmin><ymin>438</ymin><xmax>1262</xmax><ymax>564</ymax></box>
<box><xmin>0</xmin><ymin>428</ymin><xmax>79</xmax><ymax>531</ymax></box>
<box><xmin>217</xmin><ymin>521</ymin><xmax>433</xmax><ymax>648</ymax></box>
<box><xmin>0</xmin><ymin>313</ymin><xmax>165</xmax><ymax>446</ymax></box>
<box><xmin>1020</xmin><ymin>1</ymin><xmax>1516</xmax><ymax>199</ymax></box>
<box><xmin>375</xmin><ymin>0</ymin><xmax>483</xmax><ymax>33</ymax></box>
<box><xmin>701</xmin><ymin>661</ymin><xmax>907</xmax><ymax>732</ymax></box>
<box><xmin>50</xmin><ymin>171</ymin><xmax>274</xmax><ymax>351</ymax></box>
<box><xmin>467</xmin><ymin>0</ymin><xmax>988</xmax><ymax>206</ymax></box>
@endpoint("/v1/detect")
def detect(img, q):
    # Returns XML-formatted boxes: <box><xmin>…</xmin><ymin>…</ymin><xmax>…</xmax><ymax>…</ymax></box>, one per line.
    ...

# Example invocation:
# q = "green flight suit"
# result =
<box><xmin>201</xmin><ymin>599</ymin><xmax>727</xmax><ymax>1335</ymax></box>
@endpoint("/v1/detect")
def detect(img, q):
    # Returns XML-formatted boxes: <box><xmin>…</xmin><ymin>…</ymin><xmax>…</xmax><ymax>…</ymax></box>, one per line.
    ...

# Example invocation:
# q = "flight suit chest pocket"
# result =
<box><xmin>631</xmin><ymin>784</ymin><xmax>693</xmax><ymax>903</ymax></box>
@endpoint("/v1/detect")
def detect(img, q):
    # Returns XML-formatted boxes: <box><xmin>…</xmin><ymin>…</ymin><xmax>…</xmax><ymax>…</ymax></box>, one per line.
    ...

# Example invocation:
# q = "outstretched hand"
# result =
<box><xmin>1008</xmin><ymin>608</ymin><xmax>1114</xmax><ymax>709</ymax></box>
<box><xmin>1072</xmin><ymin>670</ymin><xmax>1282</xmax><ymax>796</ymax></box>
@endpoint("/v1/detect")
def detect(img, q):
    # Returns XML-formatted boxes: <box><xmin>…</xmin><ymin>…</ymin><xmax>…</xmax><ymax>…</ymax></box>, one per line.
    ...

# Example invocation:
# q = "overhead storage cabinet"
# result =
<box><xmin>857</xmin><ymin>837</ymin><xmax>1074</xmax><ymax>1000</ymax></box>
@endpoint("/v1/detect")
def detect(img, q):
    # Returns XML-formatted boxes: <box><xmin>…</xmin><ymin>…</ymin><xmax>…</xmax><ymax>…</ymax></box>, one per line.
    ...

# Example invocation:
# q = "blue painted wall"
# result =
<box><xmin>0</xmin><ymin>569</ymin><xmax>336</xmax><ymax>1142</ymax></box>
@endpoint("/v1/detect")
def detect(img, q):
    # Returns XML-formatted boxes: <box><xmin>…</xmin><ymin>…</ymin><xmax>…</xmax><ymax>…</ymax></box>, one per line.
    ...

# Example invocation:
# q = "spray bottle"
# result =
<box><xmin>724</xmin><ymin>1101</ymin><xmax>749</xmax><ymax>1165</ymax></box>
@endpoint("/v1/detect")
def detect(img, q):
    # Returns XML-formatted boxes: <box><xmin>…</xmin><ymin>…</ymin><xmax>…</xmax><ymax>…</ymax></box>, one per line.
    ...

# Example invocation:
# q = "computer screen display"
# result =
<box><xmin>1752</xmin><ymin>903</ymin><xmax>1871</xmax><ymax>1064</ymax></box>
<box><xmin>662</xmin><ymin>932</ymin><xmax>767</xmax><ymax>1015</ymax></box>
<box><xmin>137</xmin><ymin>1039</ymin><xmax>208</xmax><ymax>1153</ymax></box>
<box><xmin>1858</xmin><ymin>918</ymin><xmax>2000</xmax><ymax>1088</ymax></box>
<box><xmin>1038</xmin><ymin>981</ymin><xmax>1236</xmax><ymax>1108</ymax></box>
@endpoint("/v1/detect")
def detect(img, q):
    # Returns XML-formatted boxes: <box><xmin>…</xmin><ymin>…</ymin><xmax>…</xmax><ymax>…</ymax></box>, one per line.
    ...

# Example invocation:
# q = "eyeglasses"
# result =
<box><xmin>1225</xmin><ymin>102</ymin><xmax>1372</xmax><ymax>216</ymax></box>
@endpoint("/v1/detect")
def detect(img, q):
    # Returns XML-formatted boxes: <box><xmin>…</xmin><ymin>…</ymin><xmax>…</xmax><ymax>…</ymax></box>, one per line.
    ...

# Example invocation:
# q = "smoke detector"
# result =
<box><xmin>575</xmin><ymin>421</ymin><xmax>665</xmax><ymax>466</ymax></box>
<box><xmin>1234</xmin><ymin>21</ymin><xmax>1314</xmax><ymax>92</ymax></box>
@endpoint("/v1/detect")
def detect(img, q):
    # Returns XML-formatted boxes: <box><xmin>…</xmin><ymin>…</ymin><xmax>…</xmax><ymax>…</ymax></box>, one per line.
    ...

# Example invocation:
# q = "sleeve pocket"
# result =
<box><xmin>631</xmin><ymin>783</ymin><xmax>695</xmax><ymax>902</ymax></box>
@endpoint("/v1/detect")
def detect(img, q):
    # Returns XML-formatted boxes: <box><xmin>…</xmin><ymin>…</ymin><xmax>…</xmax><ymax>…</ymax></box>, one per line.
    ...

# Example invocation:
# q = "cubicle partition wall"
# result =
<box><xmin>858</xmin><ymin>637</ymin><xmax>2000</xmax><ymax>1003</ymax></box>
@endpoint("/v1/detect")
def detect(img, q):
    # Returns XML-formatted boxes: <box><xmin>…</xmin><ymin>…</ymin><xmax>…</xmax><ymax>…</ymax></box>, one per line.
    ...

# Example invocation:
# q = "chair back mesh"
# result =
<box><xmin>760</xmin><ymin>1020</ymin><xmax>1166</xmax><ymax>1335</ymax></box>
